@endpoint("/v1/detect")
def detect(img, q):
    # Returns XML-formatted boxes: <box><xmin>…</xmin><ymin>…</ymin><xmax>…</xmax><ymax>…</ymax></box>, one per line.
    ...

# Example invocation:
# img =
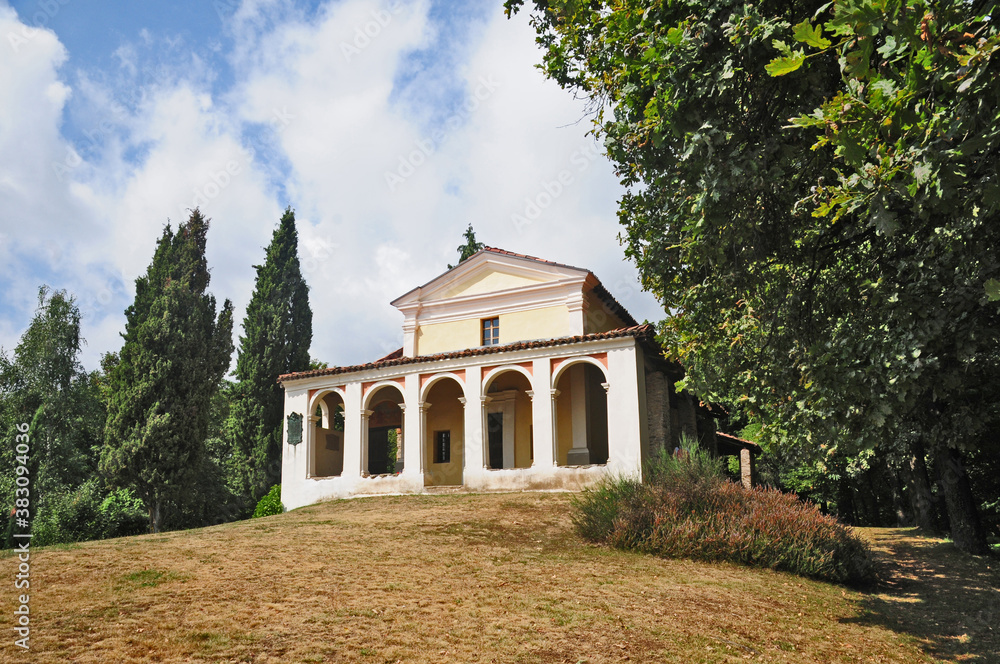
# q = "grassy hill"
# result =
<box><xmin>14</xmin><ymin>492</ymin><xmax>999</xmax><ymax>662</ymax></box>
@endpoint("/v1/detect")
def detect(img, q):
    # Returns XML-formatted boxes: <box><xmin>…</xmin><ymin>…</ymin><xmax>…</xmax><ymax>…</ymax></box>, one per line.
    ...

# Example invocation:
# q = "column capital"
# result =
<box><xmin>549</xmin><ymin>388</ymin><xmax>561</xmax><ymax>399</ymax></box>
<box><xmin>361</xmin><ymin>409</ymin><xmax>373</xmax><ymax>419</ymax></box>
<box><xmin>601</xmin><ymin>382</ymin><xmax>610</xmax><ymax>393</ymax></box>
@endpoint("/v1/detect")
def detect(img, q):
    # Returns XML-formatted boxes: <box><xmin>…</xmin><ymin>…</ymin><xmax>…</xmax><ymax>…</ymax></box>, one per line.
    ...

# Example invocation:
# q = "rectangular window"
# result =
<box><xmin>434</xmin><ymin>430</ymin><xmax>451</xmax><ymax>464</ymax></box>
<box><xmin>482</xmin><ymin>317</ymin><xmax>500</xmax><ymax>346</ymax></box>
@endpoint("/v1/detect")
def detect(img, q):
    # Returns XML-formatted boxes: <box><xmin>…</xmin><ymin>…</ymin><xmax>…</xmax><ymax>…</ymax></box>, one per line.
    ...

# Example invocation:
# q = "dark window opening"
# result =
<box><xmin>434</xmin><ymin>430</ymin><xmax>451</xmax><ymax>464</ymax></box>
<box><xmin>487</xmin><ymin>412</ymin><xmax>504</xmax><ymax>469</ymax></box>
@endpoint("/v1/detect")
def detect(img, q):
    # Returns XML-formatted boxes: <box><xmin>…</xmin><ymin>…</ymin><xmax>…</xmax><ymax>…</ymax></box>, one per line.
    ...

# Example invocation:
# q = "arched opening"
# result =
<box><xmin>365</xmin><ymin>384</ymin><xmax>404</xmax><ymax>476</ymax></box>
<box><xmin>554</xmin><ymin>362</ymin><xmax>609</xmax><ymax>466</ymax></box>
<box><xmin>423</xmin><ymin>376</ymin><xmax>465</xmax><ymax>487</ymax></box>
<box><xmin>312</xmin><ymin>390</ymin><xmax>345</xmax><ymax>477</ymax></box>
<box><xmin>483</xmin><ymin>369</ymin><xmax>533</xmax><ymax>470</ymax></box>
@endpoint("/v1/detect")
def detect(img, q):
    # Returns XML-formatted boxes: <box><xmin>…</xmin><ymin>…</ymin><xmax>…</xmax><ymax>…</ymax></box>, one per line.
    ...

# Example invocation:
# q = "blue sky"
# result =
<box><xmin>0</xmin><ymin>0</ymin><xmax>661</xmax><ymax>371</ymax></box>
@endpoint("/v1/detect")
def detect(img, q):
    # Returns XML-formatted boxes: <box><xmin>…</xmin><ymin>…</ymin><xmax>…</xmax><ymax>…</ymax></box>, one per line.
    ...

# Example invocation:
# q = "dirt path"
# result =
<box><xmin>858</xmin><ymin>528</ymin><xmax>1000</xmax><ymax>663</ymax></box>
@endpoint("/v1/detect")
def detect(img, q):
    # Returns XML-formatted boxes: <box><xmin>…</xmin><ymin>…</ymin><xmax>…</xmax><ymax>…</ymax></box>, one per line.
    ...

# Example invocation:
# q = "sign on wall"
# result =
<box><xmin>287</xmin><ymin>412</ymin><xmax>303</xmax><ymax>446</ymax></box>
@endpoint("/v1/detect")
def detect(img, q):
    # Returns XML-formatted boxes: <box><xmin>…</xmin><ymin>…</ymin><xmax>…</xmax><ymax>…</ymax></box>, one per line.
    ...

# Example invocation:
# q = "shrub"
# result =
<box><xmin>31</xmin><ymin>481</ymin><xmax>148</xmax><ymax>546</ymax></box>
<box><xmin>573</xmin><ymin>437</ymin><xmax>875</xmax><ymax>585</ymax></box>
<box><xmin>252</xmin><ymin>484</ymin><xmax>284</xmax><ymax>518</ymax></box>
<box><xmin>99</xmin><ymin>487</ymin><xmax>149</xmax><ymax>539</ymax></box>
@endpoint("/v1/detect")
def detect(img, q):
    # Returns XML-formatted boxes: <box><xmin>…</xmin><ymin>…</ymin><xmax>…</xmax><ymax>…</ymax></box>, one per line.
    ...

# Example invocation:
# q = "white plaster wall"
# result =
<box><xmin>605</xmin><ymin>342</ymin><xmax>645</xmax><ymax>480</ymax></box>
<box><xmin>281</xmin><ymin>336</ymin><xmax>647</xmax><ymax>509</ymax></box>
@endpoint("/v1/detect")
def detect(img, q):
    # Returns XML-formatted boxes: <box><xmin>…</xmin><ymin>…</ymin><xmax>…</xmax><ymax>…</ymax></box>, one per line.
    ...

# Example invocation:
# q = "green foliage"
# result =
<box><xmin>31</xmin><ymin>480</ymin><xmax>146</xmax><ymax>546</ymax></box>
<box><xmin>508</xmin><ymin>0</ymin><xmax>1000</xmax><ymax>553</ymax></box>
<box><xmin>573</xmin><ymin>445</ymin><xmax>875</xmax><ymax>585</ymax></box>
<box><xmin>447</xmin><ymin>224</ymin><xmax>485</xmax><ymax>269</ymax></box>
<box><xmin>0</xmin><ymin>287</ymin><xmax>106</xmax><ymax>545</ymax></box>
<box><xmin>227</xmin><ymin>207</ymin><xmax>312</xmax><ymax>506</ymax></box>
<box><xmin>386</xmin><ymin>428</ymin><xmax>398</xmax><ymax>474</ymax></box>
<box><xmin>646</xmin><ymin>434</ymin><xmax>725</xmax><ymax>484</ymax></box>
<box><xmin>252</xmin><ymin>484</ymin><xmax>284</xmax><ymax>518</ymax></box>
<box><xmin>101</xmin><ymin>209</ymin><xmax>234</xmax><ymax>533</ymax></box>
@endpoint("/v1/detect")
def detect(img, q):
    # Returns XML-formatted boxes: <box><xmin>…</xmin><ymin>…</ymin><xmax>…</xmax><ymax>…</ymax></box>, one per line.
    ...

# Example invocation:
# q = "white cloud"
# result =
<box><xmin>0</xmin><ymin>0</ymin><xmax>662</xmax><ymax>373</ymax></box>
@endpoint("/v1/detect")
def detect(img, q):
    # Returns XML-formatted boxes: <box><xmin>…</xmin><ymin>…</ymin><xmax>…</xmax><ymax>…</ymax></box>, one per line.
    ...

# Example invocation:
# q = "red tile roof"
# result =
<box><xmin>715</xmin><ymin>431</ymin><xmax>761</xmax><ymax>450</ymax></box>
<box><xmin>278</xmin><ymin>324</ymin><xmax>656</xmax><ymax>383</ymax></box>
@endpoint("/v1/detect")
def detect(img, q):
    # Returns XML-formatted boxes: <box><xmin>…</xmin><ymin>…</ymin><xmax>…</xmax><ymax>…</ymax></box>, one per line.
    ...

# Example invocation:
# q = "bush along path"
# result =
<box><xmin>573</xmin><ymin>437</ymin><xmax>876</xmax><ymax>585</ymax></box>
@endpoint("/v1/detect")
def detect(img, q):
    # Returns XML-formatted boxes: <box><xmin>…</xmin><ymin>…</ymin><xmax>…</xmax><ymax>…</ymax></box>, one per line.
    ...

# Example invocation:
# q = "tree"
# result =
<box><xmin>506</xmin><ymin>0</ymin><xmax>1000</xmax><ymax>552</ymax></box>
<box><xmin>101</xmin><ymin>209</ymin><xmax>234</xmax><ymax>533</ymax></box>
<box><xmin>0</xmin><ymin>287</ymin><xmax>104</xmax><ymax>545</ymax></box>
<box><xmin>227</xmin><ymin>207</ymin><xmax>312</xmax><ymax>505</ymax></box>
<box><xmin>448</xmin><ymin>224</ymin><xmax>485</xmax><ymax>269</ymax></box>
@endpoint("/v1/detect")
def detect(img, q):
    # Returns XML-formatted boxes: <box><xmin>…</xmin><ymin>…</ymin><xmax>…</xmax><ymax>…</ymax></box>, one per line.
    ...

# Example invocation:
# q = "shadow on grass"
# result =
<box><xmin>843</xmin><ymin>528</ymin><xmax>1000</xmax><ymax>662</ymax></box>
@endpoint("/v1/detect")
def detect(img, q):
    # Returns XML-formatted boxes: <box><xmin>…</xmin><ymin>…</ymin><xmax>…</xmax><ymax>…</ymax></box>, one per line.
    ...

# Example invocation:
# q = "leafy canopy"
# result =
<box><xmin>505</xmin><ymin>0</ymin><xmax>1000</xmax><ymax>475</ymax></box>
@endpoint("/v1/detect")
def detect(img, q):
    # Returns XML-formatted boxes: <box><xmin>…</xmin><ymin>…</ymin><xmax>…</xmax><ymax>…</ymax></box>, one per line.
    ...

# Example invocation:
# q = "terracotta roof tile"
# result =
<box><xmin>278</xmin><ymin>324</ymin><xmax>656</xmax><ymax>383</ymax></box>
<box><xmin>716</xmin><ymin>431</ymin><xmax>761</xmax><ymax>450</ymax></box>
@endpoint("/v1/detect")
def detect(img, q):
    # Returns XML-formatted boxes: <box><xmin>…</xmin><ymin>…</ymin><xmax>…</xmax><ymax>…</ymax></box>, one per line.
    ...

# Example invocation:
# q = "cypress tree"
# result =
<box><xmin>229</xmin><ymin>206</ymin><xmax>312</xmax><ymax>504</ymax></box>
<box><xmin>100</xmin><ymin>209</ymin><xmax>234</xmax><ymax>533</ymax></box>
<box><xmin>448</xmin><ymin>224</ymin><xmax>484</xmax><ymax>269</ymax></box>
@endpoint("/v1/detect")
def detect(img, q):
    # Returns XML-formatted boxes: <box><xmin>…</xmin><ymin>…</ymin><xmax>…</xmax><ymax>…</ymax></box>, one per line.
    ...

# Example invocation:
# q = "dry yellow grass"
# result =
<box><xmin>10</xmin><ymin>492</ymin><xmax>997</xmax><ymax>663</ymax></box>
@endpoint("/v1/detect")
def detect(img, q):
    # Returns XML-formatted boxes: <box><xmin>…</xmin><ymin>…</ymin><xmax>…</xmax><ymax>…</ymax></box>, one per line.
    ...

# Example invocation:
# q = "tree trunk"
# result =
<box><xmin>902</xmin><ymin>438</ymin><xmax>940</xmax><ymax>533</ymax></box>
<box><xmin>149</xmin><ymin>499</ymin><xmax>162</xmax><ymax>534</ymax></box>
<box><xmin>889</xmin><ymin>461</ymin><xmax>913</xmax><ymax>527</ymax></box>
<box><xmin>837</xmin><ymin>475</ymin><xmax>856</xmax><ymax>525</ymax></box>
<box><xmin>934</xmin><ymin>445</ymin><xmax>989</xmax><ymax>555</ymax></box>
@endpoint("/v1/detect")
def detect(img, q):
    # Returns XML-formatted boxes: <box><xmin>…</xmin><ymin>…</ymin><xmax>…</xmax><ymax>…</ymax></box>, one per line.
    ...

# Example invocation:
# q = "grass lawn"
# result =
<box><xmin>11</xmin><ymin>492</ymin><xmax>999</xmax><ymax>663</ymax></box>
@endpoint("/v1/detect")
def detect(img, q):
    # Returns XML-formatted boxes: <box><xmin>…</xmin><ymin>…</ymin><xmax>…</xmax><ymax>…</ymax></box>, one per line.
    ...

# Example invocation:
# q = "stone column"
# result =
<box><xmin>306</xmin><ymin>413</ymin><xmax>320</xmax><ymax>478</ymax></box>
<box><xmin>402</xmin><ymin>373</ymin><xmax>422</xmax><ymax>478</ymax></box>
<box><xmin>463</xmin><ymin>365</ymin><xmax>484</xmax><ymax>484</ymax></box>
<box><xmin>531</xmin><ymin>357</ymin><xmax>555</xmax><ymax>468</ymax></box>
<box><xmin>740</xmin><ymin>448</ymin><xmax>756</xmax><ymax>489</ymax></box>
<box><xmin>679</xmin><ymin>392</ymin><xmax>698</xmax><ymax>442</ymax></box>
<box><xmin>342</xmin><ymin>382</ymin><xmax>364</xmax><ymax>478</ymax></box>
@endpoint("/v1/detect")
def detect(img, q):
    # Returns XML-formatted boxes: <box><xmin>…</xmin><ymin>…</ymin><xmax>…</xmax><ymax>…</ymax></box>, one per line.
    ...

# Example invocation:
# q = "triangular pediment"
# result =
<box><xmin>391</xmin><ymin>248</ymin><xmax>592</xmax><ymax>309</ymax></box>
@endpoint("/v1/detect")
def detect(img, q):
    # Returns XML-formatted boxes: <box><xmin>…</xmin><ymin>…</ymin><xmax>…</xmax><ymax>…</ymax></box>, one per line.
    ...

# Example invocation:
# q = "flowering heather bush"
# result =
<box><xmin>573</xmin><ymin>441</ymin><xmax>875</xmax><ymax>585</ymax></box>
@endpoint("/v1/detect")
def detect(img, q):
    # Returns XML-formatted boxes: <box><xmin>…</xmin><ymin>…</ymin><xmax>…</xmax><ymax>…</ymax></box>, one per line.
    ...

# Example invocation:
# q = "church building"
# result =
<box><xmin>278</xmin><ymin>247</ymin><xmax>756</xmax><ymax>510</ymax></box>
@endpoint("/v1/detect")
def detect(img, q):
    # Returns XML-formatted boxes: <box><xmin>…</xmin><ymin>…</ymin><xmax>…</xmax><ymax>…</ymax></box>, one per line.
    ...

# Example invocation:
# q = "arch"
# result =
<box><xmin>419</xmin><ymin>371</ymin><xmax>466</xmax><ymax>403</ymax></box>
<box><xmin>363</xmin><ymin>380</ymin><xmax>405</xmax><ymax>410</ymax></box>
<box><xmin>551</xmin><ymin>356</ymin><xmax>608</xmax><ymax>390</ymax></box>
<box><xmin>309</xmin><ymin>387</ymin><xmax>346</xmax><ymax>429</ymax></box>
<box><xmin>364</xmin><ymin>383</ymin><xmax>405</xmax><ymax>476</ymax></box>
<box><xmin>482</xmin><ymin>368</ymin><xmax>534</xmax><ymax>470</ymax></box>
<box><xmin>553</xmin><ymin>362</ymin><xmax>609</xmax><ymax>467</ymax></box>
<box><xmin>310</xmin><ymin>390</ymin><xmax>346</xmax><ymax>478</ymax></box>
<box><xmin>422</xmin><ymin>375</ymin><xmax>466</xmax><ymax>487</ymax></box>
<box><xmin>482</xmin><ymin>364</ymin><xmax>533</xmax><ymax>394</ymax></box>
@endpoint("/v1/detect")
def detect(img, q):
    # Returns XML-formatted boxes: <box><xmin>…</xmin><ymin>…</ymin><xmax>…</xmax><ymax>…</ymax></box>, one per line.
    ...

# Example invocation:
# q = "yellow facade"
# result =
<box><xmin>439</xmin><ymin>269</ymin><xmax>548</xmax><ymax>300</ymax></box>
<box><xmin>584</xmin><ymin>291</ymin><xmax>628</xmax><ymax>334</ymax></box>
<box><xmin>415</xmin><ymin>305</ymin><xmax>570</xmax><ymax>356</ymax></box>
<box><xmin>555</xmin><ymin>378</ymin><xmax>574</xmax><ymax>465</ymax></box>
<box><xmin>424</xmin><ymin>378</ymin><xmax>465</xmax><ymax>486</ymax></box>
